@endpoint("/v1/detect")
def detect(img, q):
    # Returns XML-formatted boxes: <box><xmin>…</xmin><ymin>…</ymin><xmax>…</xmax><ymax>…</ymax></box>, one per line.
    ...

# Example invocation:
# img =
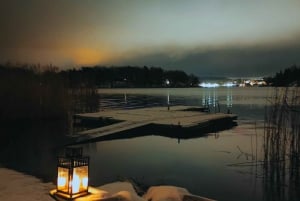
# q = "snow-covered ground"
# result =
<box><xmin>0</xmin><ymin>168</ymin><xmax>54</xmax><ymax>201</ymax></box>
<box><xmin>0</xmin><ymin>168</ymin><xmax>215</xmax><ymax>201</ymax></box>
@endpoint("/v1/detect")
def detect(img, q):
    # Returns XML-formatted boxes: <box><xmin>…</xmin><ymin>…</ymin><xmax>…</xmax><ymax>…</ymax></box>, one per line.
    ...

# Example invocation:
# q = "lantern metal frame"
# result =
<box><xmin>56</xmin><ymin>147</ymin><xmax>89</xmax><ymax>199</ymax></box>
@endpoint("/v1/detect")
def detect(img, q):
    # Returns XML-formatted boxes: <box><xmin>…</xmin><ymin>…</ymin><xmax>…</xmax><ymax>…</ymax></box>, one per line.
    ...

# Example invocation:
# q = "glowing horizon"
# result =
<box><xmin>1</xmin><ymin>1</ymin><xmax>300</xmax><ymax>76</ymax></box>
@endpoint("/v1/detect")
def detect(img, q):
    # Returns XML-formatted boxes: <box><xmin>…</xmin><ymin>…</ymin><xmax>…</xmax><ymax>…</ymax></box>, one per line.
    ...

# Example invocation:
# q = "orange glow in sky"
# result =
<box><xmin>2</xmin><ymin>1</ymin><xmax>300</xmax><ymax>75</ymax></box>
<box><xmin>69</xmin><ymin>48</ymin><xmax>110</xmax><ymax>66</ymax></box>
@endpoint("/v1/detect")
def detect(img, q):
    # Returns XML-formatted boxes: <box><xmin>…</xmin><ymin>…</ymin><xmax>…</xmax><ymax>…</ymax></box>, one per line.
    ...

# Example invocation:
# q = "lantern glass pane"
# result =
<box><xmin>72</xmin><ymin>166</ymin><xmax>88</xmax><ymax>194</ymax></box>
<box><xmin>57</xmin><ymin>167</ymin><xmax>69</xmax><ymax>193</ymax></box>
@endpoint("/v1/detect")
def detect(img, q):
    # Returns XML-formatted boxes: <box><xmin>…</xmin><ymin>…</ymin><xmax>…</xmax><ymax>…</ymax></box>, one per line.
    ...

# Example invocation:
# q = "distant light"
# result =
<box><xmin>199</xmin><ymin>82</ymin><xmax>219</xmax><ymax>88</ymax></box>
<box><xmin>222</xmin><ymin>82</ymin><xmax>235</xmax><ymax>87</ymax></box>
<box><xmin>165</xmin><ymin>79</ymin><xmax>170</xmax><ymax>85</ymax></box>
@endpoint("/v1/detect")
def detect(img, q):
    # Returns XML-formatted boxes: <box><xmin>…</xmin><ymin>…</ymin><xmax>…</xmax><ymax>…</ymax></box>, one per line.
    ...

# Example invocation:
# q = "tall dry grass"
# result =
<box><xmin>0</xmin><ymin>64</ymin><xmax>71</xmax><ymax>121</ymax></box>
<box><xmin>264</xmin><ymin>87</ymin><xmax>300</xmax><ymax>200</ymax></box>
<box><xmin>0</xmin><ymin>64</ymin><xmax>99</xmax><ymax>149</ymax></box>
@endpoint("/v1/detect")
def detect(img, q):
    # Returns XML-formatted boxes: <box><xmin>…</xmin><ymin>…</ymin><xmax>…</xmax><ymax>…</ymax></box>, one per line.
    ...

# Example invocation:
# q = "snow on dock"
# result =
<box><xmin>73</xmin><ymin>106</ymin><xmax>237</xmax><ymax>143</ymax></box>
<box><xmin>78</xmin><ymin>121</ymin><xmax>149</xmax><ymax>138</ymax></box>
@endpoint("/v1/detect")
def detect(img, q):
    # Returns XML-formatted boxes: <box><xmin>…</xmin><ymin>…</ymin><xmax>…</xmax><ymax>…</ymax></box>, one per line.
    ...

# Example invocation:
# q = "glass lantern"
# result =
<box><xmin>56</xmin><ymin>147</ymin><xmax>89</xmax><ymax>199</ymax></box>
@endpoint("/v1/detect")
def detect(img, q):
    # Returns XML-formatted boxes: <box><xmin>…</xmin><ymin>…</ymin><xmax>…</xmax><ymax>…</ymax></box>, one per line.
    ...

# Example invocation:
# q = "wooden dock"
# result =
<box><xmin>73</xmin><ymin>106</ymin><xmax>237</xmax><ymax>144</ymax></box>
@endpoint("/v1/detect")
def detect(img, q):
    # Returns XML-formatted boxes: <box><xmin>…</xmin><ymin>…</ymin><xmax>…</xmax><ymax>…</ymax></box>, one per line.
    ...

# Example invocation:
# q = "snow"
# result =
<box><xmin>0</xmin><ymin>168</ymin><xmax>215</xmax><ymax>201</ymax></box>
<box><xmin>143</xmin><ymin>186</ymin><xmax>190</xmax><ymax>201</ymax></box>
<box><xmin>0</xmin><ymin>168</ymin><xmax>54</xmax><ymax>201</ymax></box>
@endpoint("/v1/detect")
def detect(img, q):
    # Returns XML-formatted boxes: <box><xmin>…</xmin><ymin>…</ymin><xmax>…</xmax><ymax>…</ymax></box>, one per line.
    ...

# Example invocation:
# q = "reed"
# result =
<box><xmin>0</xmin><ymin>64</ymin><xmax>99</xmax><ymax>147</ymax></box>
<box><xmin>0</xmin><ymin>64</ymin><xmax>70</xmax><ymax>121</ymax></box>
<box><xmin>70</xmin><ymin>86</ymin><xmax>99</xmax><ymax>114</ymax></box>
<box><xmin>0</xmin><ymin>64</ymin><xmax>100</xmax><ymax>181</ymax></box>
<box><xmin>264</xmin><ymin>87</ymin><xmax>300</xmax><ymax>201</ymax></box>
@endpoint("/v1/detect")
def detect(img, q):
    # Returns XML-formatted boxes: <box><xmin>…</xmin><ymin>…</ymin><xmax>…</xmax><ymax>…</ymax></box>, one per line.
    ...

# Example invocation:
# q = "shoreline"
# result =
<box><xmin>0</xmin><ymin>167</ymin><xmax>216</xmax><ymax>201</ymax></box>
<box><xmin>0</xmin><ymin>167</ymin><xmax>54</xmax><ymax>201</ymax></box>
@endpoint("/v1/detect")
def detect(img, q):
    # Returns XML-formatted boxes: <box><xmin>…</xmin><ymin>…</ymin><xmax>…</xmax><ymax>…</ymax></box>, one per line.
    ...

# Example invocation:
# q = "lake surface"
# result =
<box><xmin>2</xmin><ymin>87</ymin><xmax>294</xmax><ymax>201</ymax></box>
<box><xmin>81</xmin><ymin>87</ymin><xmax>272</xmax><ymax>201</ymax></box>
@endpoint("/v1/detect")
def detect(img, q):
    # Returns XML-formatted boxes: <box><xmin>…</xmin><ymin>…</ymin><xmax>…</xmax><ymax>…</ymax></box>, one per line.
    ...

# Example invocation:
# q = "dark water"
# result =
<box><xmin>85</xmin><ymin>126</ymin><xmax>264</xmax><ymax>201</ymax></box>
<box><xmin>97</xmin><ymin>87</ymin><xmax>268</xmax><ymax>120</ymax></box>
<box><xmin>84</xmin><ymin>87</ymin><xmax>270</xmax><ymax>201</ymax></box>
<box><xmin>0</xmin><ymin>120</ymin><xmax>69</xmax><ymax>182</ymax></box>
<box><xmin>0</xmin><ymin>87</ymin><xmax>285</xmax><ymax>201</ymax></box>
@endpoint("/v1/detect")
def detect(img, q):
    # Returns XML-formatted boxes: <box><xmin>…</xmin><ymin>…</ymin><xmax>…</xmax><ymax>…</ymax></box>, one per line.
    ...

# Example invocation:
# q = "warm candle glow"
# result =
<box><xmin>57</xmin><ymin>167</ymin><xmax>69</xmax><ymax>192</ymax></box>
<box><xmin>56</xmin><ymin>148</ymin><xmax>89</xmax><ymax>198</ymax></box>
<box><xmin>57</xmin><ymin>176</ymin><xmax>66</xmax><ymax>187</ymax></box>
<box><xmin>82</xmin><ymin>177</ymin><xmax>88</xmax><ymax>188</ymax></box>
<box><xmin>72</xmin><ymin>174</ymin><xmax>80</xmax><ymax>194</ymax></box>
<box><xmin>71</xmin><ymin>166</ymin><xmax>89</xmax><ymax>194</ymax></box>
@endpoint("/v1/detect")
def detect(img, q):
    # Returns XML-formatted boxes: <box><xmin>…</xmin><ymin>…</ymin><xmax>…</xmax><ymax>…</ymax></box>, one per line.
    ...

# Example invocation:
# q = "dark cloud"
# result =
<box><xmin>116</xmin><ymin>44</ymin><xmax>300</xmax><ymax>77</ymax></box>
<box><xmin>0</xmin><ymin>1</ymin><xmax>112</xmax><ymax>49</ymax></box>
<box><xmin>1</xmin><ymin>1</ymin><xmax>300</xmax><ymax>76</ymax></box>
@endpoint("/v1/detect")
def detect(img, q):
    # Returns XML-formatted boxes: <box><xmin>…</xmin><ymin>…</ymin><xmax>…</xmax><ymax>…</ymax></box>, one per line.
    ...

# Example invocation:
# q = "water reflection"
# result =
<box><xmin>201</xmin><ymin>87</ymin><xmax>233</xmax><ymax>113</ymax></box>
<box><xmin>226</xmin><ymin>88</ymin><xmax>233</xmax><ymax>108</ymax></box>
<box><xmin>167</xmin><ymin>89</ymin><xmax>170</xmax><ymax>110</ymax></box>
<box><xmin>0</xmin><ymin>87</ymin><xmax>277</xmax><ymax>201</ymax></box>
<box><xmin>0</xmin><ymin>121</ymin><xmax>70</xmax><ymax>183</ymax></box>
<box><xmin>74</xmin><ymin>119</ymin><xmax>237</xmax><ymax>145</ymax></box>
<box><xmin>124</xmin><ymin>93</ymin><xmax>127</xmax><ymax>104</ymax></box>
<box><xmin>82</xmin><ymin>122</ymin><xmax>265</xmax><ymax>201</ymax></box>
<box><xmin>98</xmin><ymin>87</ymin><xmax>265</xmax><ymax>120</ymax></box>
<box><xmin>167</xmin><ymin>89</ymin><xmax>170</xmax><ymax>105</ymax></box>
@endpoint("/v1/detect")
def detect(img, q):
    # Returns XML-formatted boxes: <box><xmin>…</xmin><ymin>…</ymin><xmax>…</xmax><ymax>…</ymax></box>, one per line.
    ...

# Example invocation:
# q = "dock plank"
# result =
<box><xmin>78</xmin><ymin>121</ymin><xmax>149</xmax><ymax>136</ymax></box>
<box><xmin>74</xmin><ymin>106</ymin><xmax>237</xmax><ymax>143</ymax></box>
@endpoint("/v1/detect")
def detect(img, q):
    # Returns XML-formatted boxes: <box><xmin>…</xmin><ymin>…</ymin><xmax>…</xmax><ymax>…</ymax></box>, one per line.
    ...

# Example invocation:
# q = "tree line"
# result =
<box><xmin>61</xmin><ymin>66</ymin><xmax>199</xmax><ymax>88</ymax></box>
<box><xmin>265</xmin><ymin>64</ymin><xmax>300</xmax><ymax>87</ymax></box>
<box><xmin>0</xmin><ymin>64</ymin><xmax>199</xmax><ymax>121</ymax></box>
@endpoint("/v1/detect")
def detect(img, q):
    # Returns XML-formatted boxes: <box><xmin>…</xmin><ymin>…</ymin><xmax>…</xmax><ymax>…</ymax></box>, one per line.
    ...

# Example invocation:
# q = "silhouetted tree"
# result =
<box><xmin>267</xmin><ymin>65</ymin><xmax>300</xmax><ymax>86</ymax></box>
<box><xmin>60</xmin><ymin>65</ymin><xmax>198</xmax><ymax>88</ymax></box>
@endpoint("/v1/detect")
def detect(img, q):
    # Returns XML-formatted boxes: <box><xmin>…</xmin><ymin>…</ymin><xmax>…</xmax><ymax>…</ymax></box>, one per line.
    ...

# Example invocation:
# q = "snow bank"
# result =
<box><xmin>143</xmin><ymin>186</ymin><xmax>189</xmax><ymax>201</ymax></box>
<box><xmin>92</xmin><ymin>183</ymin><xmax>215</xmax><ymax>201</ymax></box>
<box><xmin>75</xmin><ymin>182</ymin><xmax>146</xmax><ymax>201</ymax></box>
<box><xmin>0</xmin><ymin>168</ymin><xmax>54</xmax><ymax>201</ymax></box>
<box><xmin>0</xmin><ymin>168</ymin><xmax>215</xmax><ymax>201</ymax></box>
<box><xmin>143</xmin><ymin>186</ymin><xmax>216</xmax><ymax>201</ymax></box>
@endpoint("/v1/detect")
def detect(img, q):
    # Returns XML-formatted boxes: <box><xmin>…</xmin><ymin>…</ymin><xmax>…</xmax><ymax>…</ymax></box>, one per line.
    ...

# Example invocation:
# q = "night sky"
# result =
<box><xmin>1</xmin><ymin>0</ymin><xmax>300</xmax><ymax>76</ymax></box>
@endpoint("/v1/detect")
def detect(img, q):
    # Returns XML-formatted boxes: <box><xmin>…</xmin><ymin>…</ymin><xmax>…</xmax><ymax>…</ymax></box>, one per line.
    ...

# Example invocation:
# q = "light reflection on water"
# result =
<box><xmin>0</xmin><ymin>87</ymin><xmax>274</xmax><ymax>201</ymax></box>
<box><xmin>84</xmin><ymin>122</ymin><xmax>265</xmax><ymax>201</ymax></box>
<box><xmin>82</xmin><ymin>87</ymin><xmax>271</xmax><ymax>201</ymax></box>
<box><xmin>98</xmin><ymin>87</ymin><xmax>271</xmax><ymax>120</ymax></box>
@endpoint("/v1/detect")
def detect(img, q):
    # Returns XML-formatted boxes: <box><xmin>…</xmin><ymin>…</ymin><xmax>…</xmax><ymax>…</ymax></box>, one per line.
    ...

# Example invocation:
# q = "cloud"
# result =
<box><xmin>110</xmin><ymin>42</ymin><xmax>300</xmax><ymax>77</ymax></box>
<box><xmin>1</xmin><ymin>1</ymin><xmax>300</xmax><ymax>76</ymax></box>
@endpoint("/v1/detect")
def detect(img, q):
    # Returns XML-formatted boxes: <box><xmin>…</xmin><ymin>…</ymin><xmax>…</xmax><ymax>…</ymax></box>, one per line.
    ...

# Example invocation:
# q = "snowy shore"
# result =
<box><xmin>0</xmin><ymin>167</ymin><xmax>215</xmax><ymax>201</ymax></box>
<box><xmin>0</xmin><ymin>167</ymin><xmax>54</xmax><ymax>201</ymax></box>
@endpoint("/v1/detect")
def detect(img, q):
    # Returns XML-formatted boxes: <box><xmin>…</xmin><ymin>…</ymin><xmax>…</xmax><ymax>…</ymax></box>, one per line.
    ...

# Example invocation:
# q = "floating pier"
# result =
<box><xmin>73</xmin><ymin>106</ymin><xmax>237</xmax><ymax>143</ymax></box>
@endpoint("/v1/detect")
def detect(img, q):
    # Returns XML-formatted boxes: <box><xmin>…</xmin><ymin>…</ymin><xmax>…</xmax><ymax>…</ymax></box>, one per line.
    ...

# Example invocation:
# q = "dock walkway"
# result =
<box><xmin>73</xmin><ymin>106</ymin><xmax>237</xmax><ymax>143</ymax></box>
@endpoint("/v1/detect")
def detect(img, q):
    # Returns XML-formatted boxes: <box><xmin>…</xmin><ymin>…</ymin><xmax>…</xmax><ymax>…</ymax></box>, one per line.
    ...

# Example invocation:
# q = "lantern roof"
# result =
<box><xmin>65</xmin><ymin>146</ymin><xmax>83</xmax><ymax>158</ymax></box>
